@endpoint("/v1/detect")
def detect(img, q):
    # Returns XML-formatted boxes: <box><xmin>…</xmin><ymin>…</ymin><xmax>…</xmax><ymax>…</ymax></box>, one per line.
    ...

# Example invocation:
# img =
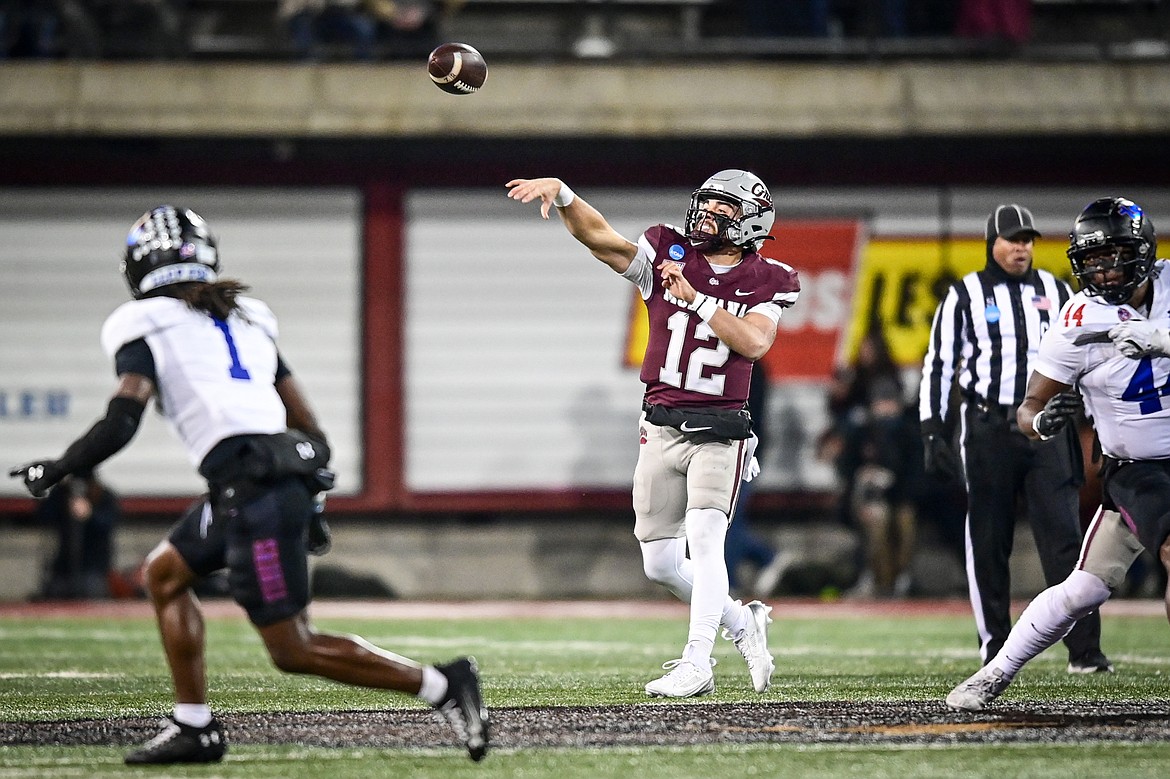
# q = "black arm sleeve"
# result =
<box><xmin>275</xmin><ymin>352</ymin><xmax>291</xmax><ymax>382</ymax></box>
<box><xmin>114</xmin><ymin>339</ymin><xmax>157</xmax><ymax>382</ymax></box>
<box><xmin>55</xmin><ymin>396</ymin><xmax>147</xmax><ymax>476</ymax></box>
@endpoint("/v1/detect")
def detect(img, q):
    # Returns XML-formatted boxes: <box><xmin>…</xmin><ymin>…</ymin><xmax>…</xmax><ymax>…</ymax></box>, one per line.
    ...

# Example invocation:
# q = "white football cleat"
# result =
<box><xmin>644</xmin><ymin>658</ymin><xmax>716</xmax><ymax>698</ymax></box>
<box><xmin>723</xmin><ymin>600</ymin><xmax>775</xmax><ymax>693</ymax></box>
<box><xmin>945</xmin><ymin>666</ymin><xmax>1011</xmax><ymax>712</ymax></box>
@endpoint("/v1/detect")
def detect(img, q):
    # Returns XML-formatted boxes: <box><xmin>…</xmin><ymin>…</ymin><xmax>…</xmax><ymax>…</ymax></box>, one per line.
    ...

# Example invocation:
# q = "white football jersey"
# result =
<box><xmin>100</xmin><ymin>295</ymin><xmax>286</xmax><ymax>465</ymax></box>
<box><xmin>1034</xmin><ymin>261</ymin><xmax>1170</xmax><ymax>460</ymax></box>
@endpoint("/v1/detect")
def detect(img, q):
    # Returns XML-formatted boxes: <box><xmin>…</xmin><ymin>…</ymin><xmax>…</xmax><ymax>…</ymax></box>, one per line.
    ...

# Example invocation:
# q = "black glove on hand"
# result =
<box><xmin>922</xmin><ymin>432</ymin><xmax>961</xmax><ymax>481</ymax></box>
<box><xmin>1032</xmin><ymin>391</ymin><xmax>1082</xmax><ymax>440</ymax></box>
<box><xmin>8</xmin><ymin>460</ymin><xmax>66</xmax><ymax>498</ymax></box>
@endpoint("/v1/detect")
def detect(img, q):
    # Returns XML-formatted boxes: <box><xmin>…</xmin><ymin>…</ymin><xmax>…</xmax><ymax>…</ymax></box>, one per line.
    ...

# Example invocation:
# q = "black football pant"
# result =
<box><xmin>961</xmin><ymin>403</ymin><xmax>1102</xmax><ymax>665</ymax></box>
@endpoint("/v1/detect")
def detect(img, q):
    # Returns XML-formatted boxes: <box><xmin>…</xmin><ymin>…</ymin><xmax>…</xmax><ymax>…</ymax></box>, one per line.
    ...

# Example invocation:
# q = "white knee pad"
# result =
<box><xmin>1058</xmin><ymin>569</ymin><xmax>1112</xmax><ymax>620</ymax></box>
<box><xmin>640</xmin><ymin>537</ymin><xmax>691</xmax><ymax>593</ymax></box>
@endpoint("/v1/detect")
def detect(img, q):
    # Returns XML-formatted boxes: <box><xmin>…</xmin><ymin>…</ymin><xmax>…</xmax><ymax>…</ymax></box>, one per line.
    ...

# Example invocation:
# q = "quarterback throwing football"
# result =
<box><xmin>508</xmin><ymin>171</ymin><xmax>799</xmax><ymax>697</ymax></box>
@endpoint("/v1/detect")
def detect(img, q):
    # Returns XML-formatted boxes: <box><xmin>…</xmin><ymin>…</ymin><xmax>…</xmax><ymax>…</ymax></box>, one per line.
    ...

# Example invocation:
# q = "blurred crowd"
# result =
<box><xmin>815</xmin><ymin>323</ymin><xmax>965</xmax><ymax>599</ymax></box>
<box><xmin>0</xmin><ymin>0</ymin><xmax>455</xmax><ymax>60</ymax></box>
<box><xmin>0</xmin><ymin>0</ymin><xmax>1150</xmax><ymax>61</ymax></box>
<box><xmin>743</xmin><ymin>0</ymin><xmax>1031</xmax><ymax>43</ymax></box>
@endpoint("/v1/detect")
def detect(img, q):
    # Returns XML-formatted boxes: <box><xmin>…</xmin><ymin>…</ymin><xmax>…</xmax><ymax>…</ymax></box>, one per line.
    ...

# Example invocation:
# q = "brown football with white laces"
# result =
<box><xmin>427</xmin><ymin>42</ymin><xmax>488</xmax><ymax>95</ymax></box>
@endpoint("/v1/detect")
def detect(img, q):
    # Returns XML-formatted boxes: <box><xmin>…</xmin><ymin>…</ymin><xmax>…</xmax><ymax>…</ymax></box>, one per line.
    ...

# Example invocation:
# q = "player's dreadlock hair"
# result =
<box><xmin>153</xmin><ymin>279</ymin><xmax>250</xmax><ymax>320</ymax></box>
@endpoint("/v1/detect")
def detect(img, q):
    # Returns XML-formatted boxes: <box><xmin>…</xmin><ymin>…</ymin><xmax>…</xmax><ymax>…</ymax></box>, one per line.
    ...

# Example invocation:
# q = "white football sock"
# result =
<box><xmin>994</xmin><ymin>570</ymin><xmax>1111</xmax><ymax>677</ymax></box>
<box><xmin>173</xmin><ymin>703</ymin><xmax>212</xmax><ymax>728</ymax></box>
<box><xmin>683</xmin><ymin>507</ymin><xmax>730</xmax><ymax>660</ymax></box>
<box><xmin>417</xmin><ymin>665</ymin><xmax>448</xmax><ymax>705</ymax></box>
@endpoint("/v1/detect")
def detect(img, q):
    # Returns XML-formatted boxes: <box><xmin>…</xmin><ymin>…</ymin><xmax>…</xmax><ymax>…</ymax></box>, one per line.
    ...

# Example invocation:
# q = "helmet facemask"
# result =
<box><xmin>1067</xmin><ymin>197</ymin><xmax>1157</xmax><ymax>306</ymax></box>
<box><xmin>1070</xmin><ymin>244</ymin><xmax>1151</xmax><ymax>305</ymax></box>
<box><xmin>685</xmin><ymin>195</ymin><xmax>742</xmax><ymax>251</ymax></box>
<box><xmin>684</xmin><ymin>169</ymin><xmax>775</xmax><ymax>253</ymax></box>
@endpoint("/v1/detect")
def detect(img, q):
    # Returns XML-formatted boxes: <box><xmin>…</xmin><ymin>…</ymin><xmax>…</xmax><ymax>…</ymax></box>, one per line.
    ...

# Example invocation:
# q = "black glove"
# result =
<box><xmin>921</xmin><ymin>421</ymin><xmax>960</xmax><ymax>481</ymax></box>
<box><xmin>305</xmin><ymin>492</ymin><xmax>332</xmax><ymax>557</ymax></box>
<box><xmin>1032</xmin><ymin>391</ymin><xmax>1082</xmax><ymax>440</ymax></box>
<box><xmin>8</xmin><ymin>460</ymin><xmax>66</xmax><ymax>498</ymax></box>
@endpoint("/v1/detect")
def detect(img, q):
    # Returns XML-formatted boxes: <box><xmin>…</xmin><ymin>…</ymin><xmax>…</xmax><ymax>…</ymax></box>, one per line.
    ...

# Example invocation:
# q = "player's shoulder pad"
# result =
<box><xmin>643</xmin><ymin>223</ymin><xmax>685</xmax><ymax>248</ymax></box>
<box><xmin>757</xmin><ymin>254</ymin><xmax>801</xmax><ymax>303</ymax></box>
<box><xmin>100</xmin><ymin>297</ymin><xmax>189</xmax><ymax>358</ymax></box>
<box><xmin>1054</xmin><ymin>290</ymin><xmax>1116</xmax><ymax>334</ymax></box>
<box><xmin>236</xmin><ymin>296</ymin><xmax>279</xmax><ymax>340</ymax></box>
<box><xmin>1151</xmin><ymin>258</ymin><xmax>1170</xmax><ymax>290</ymax></box>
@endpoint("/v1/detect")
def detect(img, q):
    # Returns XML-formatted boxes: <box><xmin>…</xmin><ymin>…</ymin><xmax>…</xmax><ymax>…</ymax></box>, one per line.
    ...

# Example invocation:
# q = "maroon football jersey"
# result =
<box><xmin>639</xmin><ymin>225</ymin><xmax>800</xmax><ymax>409</ymax></box>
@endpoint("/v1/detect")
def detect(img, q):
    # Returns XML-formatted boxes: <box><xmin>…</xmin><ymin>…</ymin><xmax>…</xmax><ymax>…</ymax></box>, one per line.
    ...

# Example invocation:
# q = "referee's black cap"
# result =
<box><xmin>987</xmin><ymin>204</ymin><xmax>1041</xmax><ymax>241</ymax></box>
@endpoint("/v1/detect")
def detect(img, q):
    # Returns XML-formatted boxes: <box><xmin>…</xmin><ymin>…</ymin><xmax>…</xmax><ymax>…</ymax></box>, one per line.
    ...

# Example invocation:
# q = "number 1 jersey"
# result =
<box><xmin>100</xmin><ymin>296</ymin><xmax>286</xmax><ymax>465</ymax></box>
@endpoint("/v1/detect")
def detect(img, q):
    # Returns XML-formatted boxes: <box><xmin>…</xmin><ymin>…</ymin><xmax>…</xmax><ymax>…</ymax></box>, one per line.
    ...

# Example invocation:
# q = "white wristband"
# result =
<box><xmin>553</xmin><ymin>183</ymin><xmax>576</xmax><ymax>208</ymax></box>
<box><xmin>691</xmin><ymin>292</ymin><xmax>718</xmax><ymax>322</ymax></box>
<box><xmin>1031</xmin><ymin>410</ymin><xmax>1053</xmax><ymax>441</ymax></box>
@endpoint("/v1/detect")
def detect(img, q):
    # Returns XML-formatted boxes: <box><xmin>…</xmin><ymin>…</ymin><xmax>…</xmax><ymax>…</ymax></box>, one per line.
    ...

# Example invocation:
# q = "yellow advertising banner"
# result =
<box><xmin>852</xmin><ymin>238</ymin><xmax>1075</xmax><ymax>368</ymax></box>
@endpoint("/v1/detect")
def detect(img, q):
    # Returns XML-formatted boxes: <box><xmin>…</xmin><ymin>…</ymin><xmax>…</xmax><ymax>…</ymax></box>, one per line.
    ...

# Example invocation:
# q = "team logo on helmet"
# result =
<box><xmin>122</xmin><ymin>205</ymin><xmax>220</xmax><ymax>298</ymax></box>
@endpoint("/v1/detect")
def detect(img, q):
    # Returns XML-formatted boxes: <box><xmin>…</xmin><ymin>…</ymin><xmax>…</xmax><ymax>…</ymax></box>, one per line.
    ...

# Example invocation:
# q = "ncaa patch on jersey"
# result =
<box><xmin>669</xmin><ymin>244</ymin><xmax>685</xmax><ymax>260</ymax></box>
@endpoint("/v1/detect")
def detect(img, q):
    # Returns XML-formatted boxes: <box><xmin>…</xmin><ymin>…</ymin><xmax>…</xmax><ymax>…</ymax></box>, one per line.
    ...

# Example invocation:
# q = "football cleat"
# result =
<box><xmin>124</xmin><ymin>717</ymin><xmax>226</xmax><ymax>764</ymax></box>
<box><xmin>723</xmin><ymin>599</ymin><xmax>775</xmax><ymax>693</ymax></box>
<box><xmin>945</xmin><ymin>666</ymin><xmax>1012</xmax><ymax>712</ymax></box>
<box><xmin>1068</xmin><ymin>651</ymin><xmax>1115</xmax><ymax>674</ymax></box>
<box><xmin>434</xmin><ymin>657</ymin><xmax>489</xmax><ymax>761</ymax></box>
<box><xmin>644</xmin><ymin>657</ymin><xmax>716</xmax><ymax>698</ymax></box>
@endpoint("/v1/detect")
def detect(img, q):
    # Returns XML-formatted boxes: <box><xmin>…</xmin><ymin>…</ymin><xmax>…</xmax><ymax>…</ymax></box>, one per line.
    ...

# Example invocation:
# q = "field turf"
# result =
<box><xmin>1</xmin><ymin>598</ymin><xmax>1168</xmax><ymax>778</ymax></box>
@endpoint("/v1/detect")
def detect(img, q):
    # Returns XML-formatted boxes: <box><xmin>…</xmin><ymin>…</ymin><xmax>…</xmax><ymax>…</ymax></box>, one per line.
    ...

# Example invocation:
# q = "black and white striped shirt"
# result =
<box><xmin>919</xmin><ymin>267</ymin><xmax>1072</xmax><ymax>426</ymax></box>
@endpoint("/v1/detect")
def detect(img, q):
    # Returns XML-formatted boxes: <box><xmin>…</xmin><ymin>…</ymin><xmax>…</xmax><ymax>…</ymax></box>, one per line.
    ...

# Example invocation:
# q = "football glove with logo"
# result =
<box><xmin>8</xmin><ymin>460</ymin><xmax>66</xmax><ymax>499</ymax></box>
<box><xmin>1109</xmin><ymin>320</ymin><xmax>1170</xmax><ymax>358</ymax></box>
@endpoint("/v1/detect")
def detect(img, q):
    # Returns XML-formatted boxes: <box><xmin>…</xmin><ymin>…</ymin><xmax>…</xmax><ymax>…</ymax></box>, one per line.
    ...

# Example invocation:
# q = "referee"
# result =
<box><xmin>918</xmin><ymin>203</ymin><xmax>1111</xmax><ymax>673</ymax></box>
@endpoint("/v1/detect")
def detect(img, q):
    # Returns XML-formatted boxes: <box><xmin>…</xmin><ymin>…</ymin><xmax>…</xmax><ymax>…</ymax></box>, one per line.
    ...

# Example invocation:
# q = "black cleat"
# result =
<box><xmin>124</xmin><ymin>717</ymin><xmax>227</xmax><ymax>765</ymax></box>
<box><xmin>1068</xmin><ymin>651</ymin><xmax>1115</xmax><ymax>674</ymax></box>
<box><xmin>434</xmin><ymin>657</ymin><xmax>489</xmax><ymax>761</ymax></box>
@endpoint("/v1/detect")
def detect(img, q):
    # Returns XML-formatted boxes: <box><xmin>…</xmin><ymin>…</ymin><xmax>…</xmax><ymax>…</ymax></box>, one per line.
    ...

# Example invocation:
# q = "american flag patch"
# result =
<box><xmin>1032</xmin><ymin>295</ymin><xmax>1052</xmax><ymax>310</ymax></box>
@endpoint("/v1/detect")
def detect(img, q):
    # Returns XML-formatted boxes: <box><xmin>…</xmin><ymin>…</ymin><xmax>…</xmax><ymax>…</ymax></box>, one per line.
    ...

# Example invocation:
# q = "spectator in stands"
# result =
<box><xmin>368</xmin><ymin>0</ymin><xmax>444</xmax><ymax>58</ymax></box>
<box><xmin>280</xmin><ymin>0</ymin><xmax>380</xmax><ymax>60</ymax></box>
<box><xmin>281</xmin><ymin>0</ymin><xmax>446</xmax><ymax>61</ymax></box>
<box><xmin>821</xmin><ymin>323</ymin><xmax>918</xmax><ymax>597</ymax></box>
<box><xmin>742</xmin><ymin>0</ymin><xmax>830</xmax><ymax>36</ymax></box>
<box><xmin>37</xmin><ymin>470</ymin><xmax>121</xmax><ymax>600</ymax></box>
<box><xmin>955</xmin><ymin>0</ymin><xmax>1033</xmax><ymax>44</ymax></box>
<box><xmin>0</xmin><ymin>0</ymin><xmax>59</xmax><ymax>57</ymax></box>
<box><xmin>741</xmin><ymin>1</ymin><xmax>912</xmax><ymax>38</ymax></box>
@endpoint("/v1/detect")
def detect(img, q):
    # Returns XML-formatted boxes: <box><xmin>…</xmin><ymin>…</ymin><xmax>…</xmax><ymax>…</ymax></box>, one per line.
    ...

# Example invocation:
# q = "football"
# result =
<box><xmin>427</xmin><ymin>42</ymin><xmax>488</xmax><ymax>95</ymax></box>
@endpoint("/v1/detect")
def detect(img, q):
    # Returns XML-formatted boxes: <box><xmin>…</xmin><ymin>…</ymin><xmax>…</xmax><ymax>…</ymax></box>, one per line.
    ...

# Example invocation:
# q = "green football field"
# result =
<box><xmin>1</xmin><ymin>598</ymin><xmax>1168</xmax><ymax>778</ymax></box>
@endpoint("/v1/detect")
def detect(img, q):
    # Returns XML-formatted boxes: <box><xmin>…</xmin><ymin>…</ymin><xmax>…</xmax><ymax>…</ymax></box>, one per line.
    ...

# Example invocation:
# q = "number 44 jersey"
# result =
<box><xmin>1035</xmin><ymin>260</ymin><xmax>1170</xmax><ymax>461</ymax></box>
<box><xmin>99</xmin><ymin>295</ymin><xmax>286</xmax><ymax>465</ymax></box>
<box><xmin>624</xmin><ymin>224</ymin><xmax>800</xmax><ymax>410</ymax></box>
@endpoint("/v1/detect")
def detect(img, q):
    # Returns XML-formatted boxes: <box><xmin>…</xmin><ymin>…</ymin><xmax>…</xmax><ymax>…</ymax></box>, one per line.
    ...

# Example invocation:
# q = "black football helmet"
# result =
<box><xmin>684</xmin><ymin>169</ymin><xmax>775</xmax><ymax>252</ymax></box>
<box><xmin>122</xmin><ymin>205</ymin><xmax>219</xmax><ymax>298</ymax></box>
<box><xmin>1067</xmin><ymin>197</ymin><xmax>1157</xmax><ymax>305</ymax></box>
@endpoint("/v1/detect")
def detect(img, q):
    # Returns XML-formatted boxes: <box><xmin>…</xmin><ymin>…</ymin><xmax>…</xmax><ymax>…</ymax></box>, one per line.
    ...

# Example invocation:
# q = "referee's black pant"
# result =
<box><xmin>960</xmin><ymin>401</ymin><xmax>1102</xmax><ymax>665</ymax></box>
